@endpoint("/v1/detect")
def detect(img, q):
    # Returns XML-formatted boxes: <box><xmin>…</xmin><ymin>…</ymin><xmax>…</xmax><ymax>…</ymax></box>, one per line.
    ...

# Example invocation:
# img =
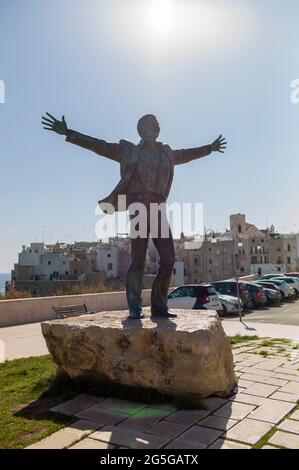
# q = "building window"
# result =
<box><xmin>251</xmin><ymin>256</ymin><xmax>257</xmax><ymax>264</ymax></box>
<box><xmin>238</xmin><ymin>224</ymin><xmax>242</xmax><ymax>233</ymax></box>
<box><xmin>107</xmin><ymin>254</ymin><xmax>111</xmax><ymax>258</ymax></box>
<box><xmin>209</xmin><ymin>259</ymin><xmax>212</xmax><ymax>264</ymax></box>
<box><xmin>288</xmin><ymin>244</ymin><xmax>291</xmax><ymax>252</ymax></box>
<box><xmin>48</xmin><ymin>261</ymin><xmax>51</xmax><ymax>265</ymax></box>
<box><xmin>108</xmin><ymin>263</ymin><xmax>113</xmax><ymax>271</ymax></box>
<box><xmin>35</xmin><ymin>250</ymin><xmax>38</xmax><ymax>253</ymax></box>
<box><xmin>287</xmin><ymin>257</ymin><xmax>291</xmax><ymax>264</ymax></box>
<box><xmin>194</xmin><ymin>258</ymin><xmax>198</xmax><ymax>266</ymax></box>
<box><xmin>173</xmin><ymin>268</ymin><xmax>176</xmax><ymax>275</ymax></box>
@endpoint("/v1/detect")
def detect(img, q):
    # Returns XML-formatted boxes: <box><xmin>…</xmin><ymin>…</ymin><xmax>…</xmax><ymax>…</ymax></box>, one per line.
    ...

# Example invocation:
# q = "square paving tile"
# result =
<box><xmin>239</xmin><ymin>367</ymin><xmax>275</xmax><ymax>377</ymax></box>
<box><xmin>290</xmin><ymin>410</ymin><xmax>299</xmax><ymax>421</ymax></box>
<box><xmin>269</xmin><ymin>430</ymin><xmax>299</xmax><ymax>449</ymax></box>
<box><xmin>165</xmin><ymin>409</ymin><xmax>209</xmax><ymax>426</ymax></box>
<box><xmin>279</xmin><ymin>381</ymin><xmax>299</xmax><ymax>394</ymax></box>
<box><xmin>26</xmin><ymin>423</ymin><xmax>91</xmax><ymax>449</ymax></box>
<box><xmin>270</xmin><ymin>391</ymin><xmax>299</xmax><ymax>403</ymax></box>
<box><xmin>248</xmin><ymin>399</ymin><xmax>295</xmax><ymax>424</ymax></box>
<box><xmin>245</xmin><ymin>383</ymin><xmax>278</xmax><ymax>398</ymax></box>
<box><xmin>209</xmin><ymin>439</ymin><xmax>251</xmax><ymax>449</ymax></box>
<box><xmin>70</xmin><ymin>438</ymin><xmax>116</xmax><ymax>449</ymax></box>
<box><xmin>199</xmin><ymin>415</ymin><xmax>238</xmax><ymax>431</ymax></box>
<box><xmin>180</xmin><ymin>425</ymin><xmax>223</xmax><ymax>448</ymax></box>
<box><xmin>50</xmin><ymin>394</ymin><xmax>103</xmax><ymax>416</ymax></box>
<box><xmin>225</xmin><ymin>418</ymin><xmax>272</xmax><ymax>445</ymax></box>
<box><xmin>148</xmin><ymin>403</ymin><xmax>177</xmax><ymax>413</ymax></box>
<box><xmin>97</xmin><ymin>398</ymin><xmax>146</xmax><ymax>416</ymax></box>
<box><xmin>230</xmin><ymin>392</ymin><xmax>267</xmax><ymax>406</ymax></box>
<box><xmin>197</xmin><ymin>397</ymin><xmax>228</xmax><ymax>412</ymax></box>
<box><xmin>90</xmin><ymin>426</ymin><xmax>168</xmax><ymax>449</ymax></box>
<box><xmin>254</xmin><ymin>361</ymin><xmax>285</xmax><ymax>371</ymax></box>
<box><xmin>116</xmin><ymin>407</ymin><xmax>170</xmax><ymax>432</ymax></box>
<box><xmin>240</xmin><ymin>373</ymin><xmax>288</xmax><ymax>387</ymax></box>
<box><xmin>237</xmin><ymin>379</ymin><xmax>255</xmax><ymax>389</ymax></box>
<box><xmin>146</xmin><ymin>420</ymin><xmax>188</xmax><ymax>439</ymax></box>
<box><xmin>278</xmin><ymin>419</ymin><xmax>299</xmax><ymax>434</ymax></box>
<box><xmin>164</xmin><ymin>438</ymin><xmax>205</xmax><ymax>449</ymax></box>
<box><xmin>76</xmin><ymin>405</ymin><xmax>128</xmax><ymax>425</ymax></box>
<box><xmin>275</xmin><ymin>373</ymin><xmax>299</xmax><ymax>382</ymax></box>
<box><xmin>274</xmin><ymin>367</ymin><xmax>299</xmax><ymax>376</ymax></box>
<box><xmin>213</xmin><ymin>402</ymin><xmax>255</xmax><ymax>421</ymax></box>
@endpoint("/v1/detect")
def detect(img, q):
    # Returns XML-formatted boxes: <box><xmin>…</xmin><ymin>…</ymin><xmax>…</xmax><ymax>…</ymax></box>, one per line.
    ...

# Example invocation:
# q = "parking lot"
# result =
<box><xmin>226</xmin><ymin>298</ymin><xmax>299</xmax><ymax>326</ymax></box>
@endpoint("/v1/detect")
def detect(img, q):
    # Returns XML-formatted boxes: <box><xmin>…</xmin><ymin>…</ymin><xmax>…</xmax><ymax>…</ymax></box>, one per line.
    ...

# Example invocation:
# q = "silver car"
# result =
<box><xmin>216</xmin><ymin>293</ymin><xmax>243</xmax><ymax>315</ymax></box>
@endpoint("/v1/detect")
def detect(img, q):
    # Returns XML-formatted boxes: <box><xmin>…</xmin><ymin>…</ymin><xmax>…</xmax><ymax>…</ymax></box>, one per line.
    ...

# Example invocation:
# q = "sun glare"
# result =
<box><xmin>113</xmin><ymin>0</ymin><xmax>255</xmax><ymax>59</ymax></box>
<box><xmin>149</xmin><ymin>0</ymin><xmax>174</xmax><ymax>38</ymax></box>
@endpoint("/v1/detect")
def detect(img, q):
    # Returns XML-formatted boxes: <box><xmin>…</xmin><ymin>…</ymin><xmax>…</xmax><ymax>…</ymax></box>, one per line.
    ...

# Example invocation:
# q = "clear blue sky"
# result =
<box><xmin>0</xmin><ymin>0</ymin><xmax>299</xmax><ymax>272</ymax></box>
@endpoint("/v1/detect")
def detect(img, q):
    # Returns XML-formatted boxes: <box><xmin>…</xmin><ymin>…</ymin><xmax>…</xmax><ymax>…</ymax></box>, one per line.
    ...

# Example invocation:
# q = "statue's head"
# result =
<box><xmin>137</xmin><ymin>114</ymin><xmax>160</xmax><ymax>142</ymax></box>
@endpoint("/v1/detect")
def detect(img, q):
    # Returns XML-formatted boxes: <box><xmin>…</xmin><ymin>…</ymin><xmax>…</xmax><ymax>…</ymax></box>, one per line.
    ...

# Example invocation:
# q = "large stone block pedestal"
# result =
<box><xmin>41</xmin><ymin>309</ymin><xmax>235</xmax><ymax>399</ymax></box>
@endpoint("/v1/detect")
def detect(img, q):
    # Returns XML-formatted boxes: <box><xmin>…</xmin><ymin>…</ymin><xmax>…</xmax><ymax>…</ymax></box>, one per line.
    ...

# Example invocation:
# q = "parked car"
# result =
<box><xmin>259</xmin><ymin>274</ymin><xmax>284</xmax><ymax>281</ymax></box>
<box><xmin>255</xmin><ymin>281</ymin><xmax>282</xmax><ymax>300</ymax></box>
<box><xmin>243</xmin><ymin>282</ymin><xmax>268</xmax><ymax>308</ymax></box>
<box><xmin>211</xmin><ymin>280</ymin><xmax>250</xmax><ymax>309</ymax></box>
<box><xmin>283</xmin><ymin>272</ymin><xmax>299</xmax><ymax>278</ymax></box>
<box><xmin>262</xmin><ymin>287</ymin><xmax>281</xmax><ymax>306</ymax></box>
<box><xmin>274</xmin><ymin>277</ymin><xmax>299</xmax><ymax>296</ymax></box>
<box><xmin>257</xmin><ymin>279</ymin><xmax>293</xmax><ymax>299</ymax></box>
<box><xmin>216</xmin><ymin>293</ymin><xmax>243</xmax><ymax>315</ymax></box>
<box><xmin>167</xmin><ymin>284</ymin><xmax>223</xmax><ymax>314</ymax></box>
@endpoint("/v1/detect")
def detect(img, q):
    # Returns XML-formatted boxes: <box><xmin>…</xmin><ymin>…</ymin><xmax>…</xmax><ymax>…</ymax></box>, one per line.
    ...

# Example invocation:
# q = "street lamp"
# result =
<box><xmin>204</xmin><ymin>228</ymin><xmax>216</xmax><ymax>282</ymax></box>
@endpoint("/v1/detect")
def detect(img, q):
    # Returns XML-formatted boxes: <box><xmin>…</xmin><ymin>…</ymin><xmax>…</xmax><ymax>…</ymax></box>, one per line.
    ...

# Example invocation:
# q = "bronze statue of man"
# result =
<box><xmin>42</xmin><ymin>112</ymin><xmax>227</xmax><ymax>319</ymax></box>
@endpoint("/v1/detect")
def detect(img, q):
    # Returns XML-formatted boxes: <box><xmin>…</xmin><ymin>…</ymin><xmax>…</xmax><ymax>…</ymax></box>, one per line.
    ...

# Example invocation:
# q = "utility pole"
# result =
<box><xmin>233</xmin><ymin>237</ymin><xmax>243</xmax><ymax>322</ymax></box>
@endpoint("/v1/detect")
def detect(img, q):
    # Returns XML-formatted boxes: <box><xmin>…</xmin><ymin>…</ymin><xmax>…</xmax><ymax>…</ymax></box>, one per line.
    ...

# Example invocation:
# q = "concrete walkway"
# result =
<box><xmin>2</xmin><ymin>318</ymin><xmax>299</xmax><ymax>362</ymax></box>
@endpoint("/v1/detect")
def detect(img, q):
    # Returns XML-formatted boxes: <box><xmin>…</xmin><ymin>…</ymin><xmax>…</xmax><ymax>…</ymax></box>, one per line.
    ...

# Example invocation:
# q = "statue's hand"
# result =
<box><xmin>211</xmin><ymin>135</ymin><xmax>227</xmax><ymax>153</ymax></box>
<box><xmin>42</xmin><ymin>112</ymin><xmax>68</xmax><ymax>136</ymax></box>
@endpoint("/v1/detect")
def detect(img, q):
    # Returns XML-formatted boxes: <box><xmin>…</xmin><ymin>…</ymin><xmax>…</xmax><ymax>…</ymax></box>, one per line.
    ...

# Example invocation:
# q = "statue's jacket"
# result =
<box><xmin>66</xmin><ymin>129</ymin><xmax>212</xmax><ymax>212</ymax></box>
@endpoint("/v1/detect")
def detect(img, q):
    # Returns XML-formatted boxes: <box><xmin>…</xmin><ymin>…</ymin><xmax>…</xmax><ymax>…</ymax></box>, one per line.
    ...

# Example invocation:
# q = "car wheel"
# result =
<box><xmin>221</xmin><ymin>304</ymin><xmax>227</xmax><ymax>316</ymax></box>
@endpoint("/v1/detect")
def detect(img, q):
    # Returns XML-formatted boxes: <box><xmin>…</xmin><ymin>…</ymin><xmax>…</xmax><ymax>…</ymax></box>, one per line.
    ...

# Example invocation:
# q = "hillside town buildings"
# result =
<box><xmin>9</xmin><ymin>214</ymin><xmax>299</xmax><ymax>296</ymax></box>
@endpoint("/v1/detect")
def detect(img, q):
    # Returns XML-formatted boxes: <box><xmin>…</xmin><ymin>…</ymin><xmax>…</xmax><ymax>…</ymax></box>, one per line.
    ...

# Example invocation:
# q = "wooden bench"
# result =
<box><xmin>53</xmin><ymin>304</ymin><xmax>95</xmax><ymax>319</ymax></box>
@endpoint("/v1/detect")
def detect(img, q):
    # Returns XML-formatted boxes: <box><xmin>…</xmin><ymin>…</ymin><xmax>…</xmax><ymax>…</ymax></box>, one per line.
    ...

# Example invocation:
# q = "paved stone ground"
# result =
<box><xmin>26</xmin><ymin>338</ymin><xmax>299</xmax><ymax>449</ymax></box>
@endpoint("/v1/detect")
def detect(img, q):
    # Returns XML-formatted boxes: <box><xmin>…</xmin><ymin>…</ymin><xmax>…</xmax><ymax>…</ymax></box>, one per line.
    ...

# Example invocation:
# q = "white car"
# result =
<box><xmin>275</xmin><ymin>277</ymin><xmax>299</xmax><ymax>295</ymax></box>
<box><xmin>258</xmin><ymin>279</ymin><xmax>293</xmax><ymax>299</ymax></box>
<box><xmin>260</xmin><ymin>274</ymin><xmax>283</xmax><ymax>281</ymax></box>
<box><xmin>168</xmin><ymin>284</ymin><xmax>223</xmax><ymax>314</ymax></box>
<box><xmin>217</xmin><ymin>293</ymin><xmax>243</xmax><ymax>315</ymax></box>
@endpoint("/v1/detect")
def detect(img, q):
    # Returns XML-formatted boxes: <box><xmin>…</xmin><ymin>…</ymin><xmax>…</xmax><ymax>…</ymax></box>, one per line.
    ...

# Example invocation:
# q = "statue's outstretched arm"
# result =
<box><xmin>41</xmin><ymin>113</ymin><xmax>121</xmax><ymax>162</ymax></box>
<box><xmin>173</xmin><ymin>135</ymin><xmax>227</xmax><ymax>165</ymax></box>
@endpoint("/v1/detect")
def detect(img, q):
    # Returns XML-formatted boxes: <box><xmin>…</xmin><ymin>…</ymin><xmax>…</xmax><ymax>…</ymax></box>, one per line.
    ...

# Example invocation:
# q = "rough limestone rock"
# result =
<box><xmin>41</xmin><ymin>309</ymin><xmax>236</xmax><ymax>399</ymax></box>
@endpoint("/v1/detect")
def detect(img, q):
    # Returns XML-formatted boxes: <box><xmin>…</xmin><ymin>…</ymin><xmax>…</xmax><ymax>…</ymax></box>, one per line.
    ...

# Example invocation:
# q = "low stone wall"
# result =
<box><xmin>0</xmin><ymin>290</ymin><xmax>152</xmax><ymax>328</ymax></box>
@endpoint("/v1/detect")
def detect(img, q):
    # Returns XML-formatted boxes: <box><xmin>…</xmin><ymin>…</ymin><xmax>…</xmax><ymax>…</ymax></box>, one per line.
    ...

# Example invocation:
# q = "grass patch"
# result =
<box><xmin>253</xmin><ymin>426</ymin><xmax>280</xmax><ymax>449</ymax></box>
<box><xmin>229</xmin><ymin>335</ymin><xmax>260</xmax><ymax>346</ymax></box>
<box><xmin>0</xmin><ymin>355</ymin><xmax>76</xmax><ymax>449</ymax></box>
<box><xmin>258</xmin><ymin>350</ymin><xmax>269</xmax><ymax>357</ymax></box>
